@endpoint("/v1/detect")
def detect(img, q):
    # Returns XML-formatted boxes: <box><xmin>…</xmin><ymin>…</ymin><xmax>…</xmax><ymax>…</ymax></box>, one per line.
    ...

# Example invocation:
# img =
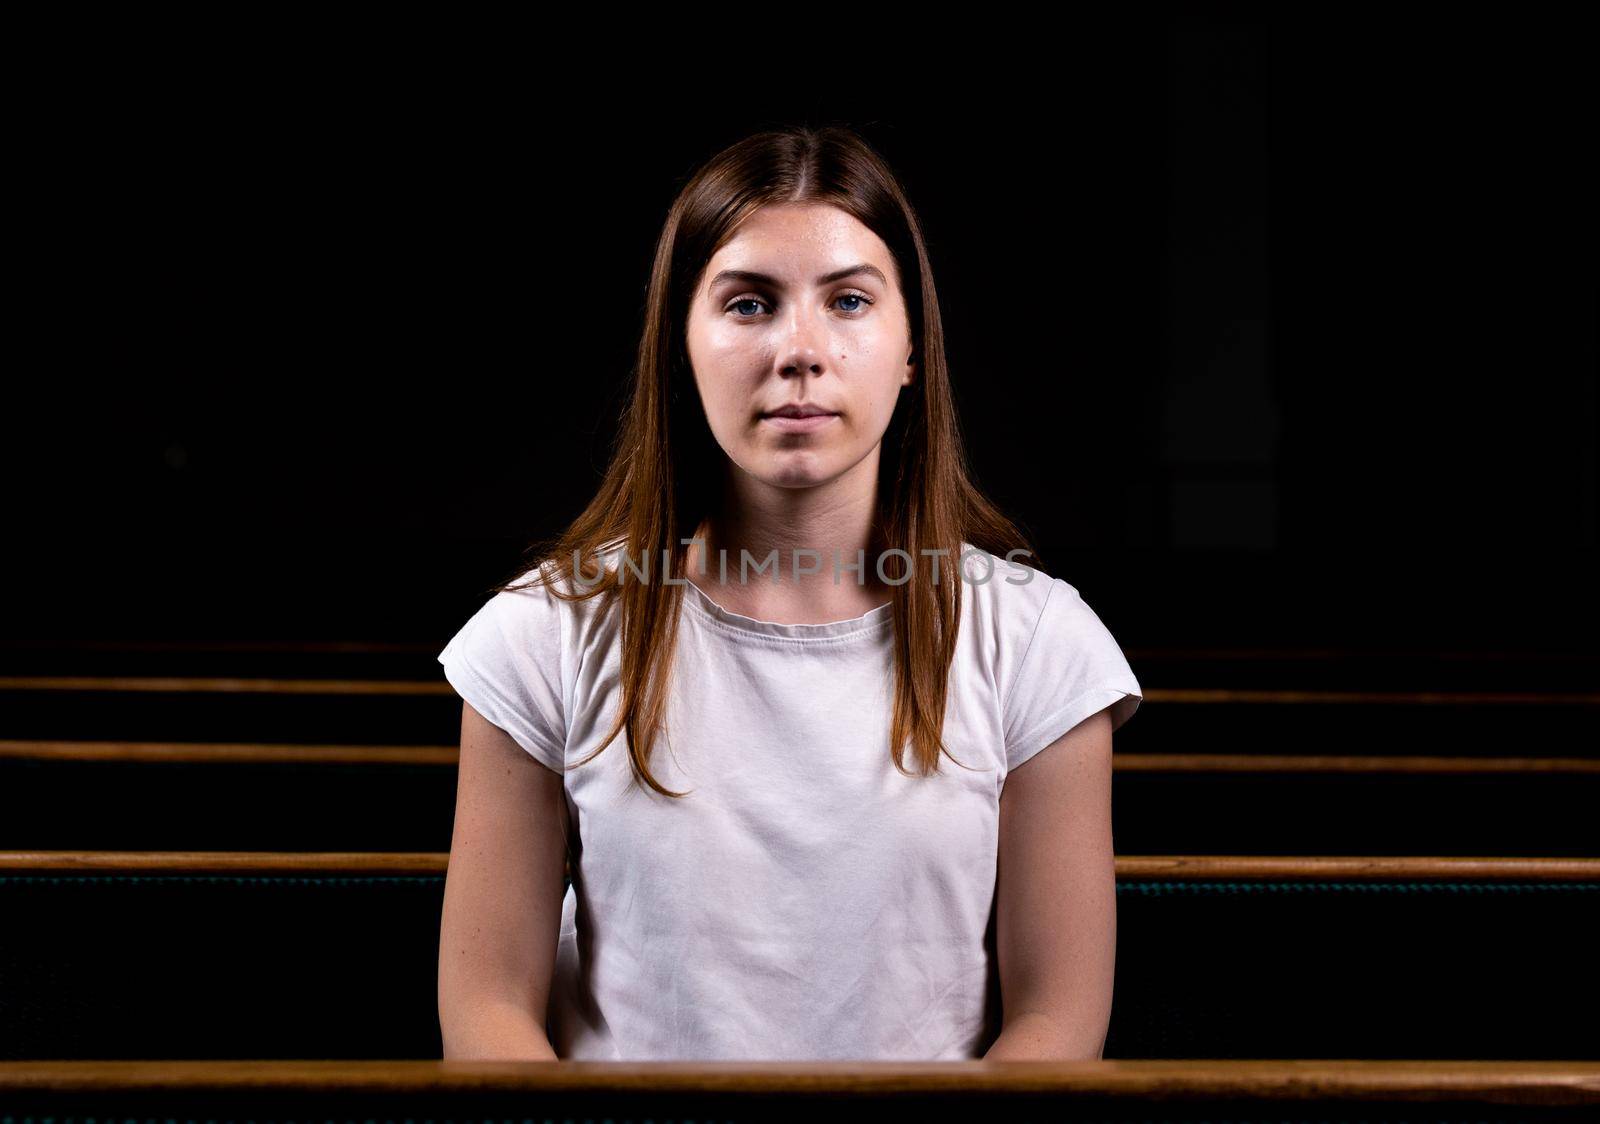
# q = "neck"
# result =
<box><xmin>686</xmin><ymin>456</ymin><xmax>894</xmax><ymax>613</ymax></box>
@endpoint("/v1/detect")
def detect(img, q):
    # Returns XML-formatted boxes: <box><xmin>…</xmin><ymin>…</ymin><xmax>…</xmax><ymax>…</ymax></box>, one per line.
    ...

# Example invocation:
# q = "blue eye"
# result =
<box><xmin>725</xmin><ymin>291</ymin><xmax>875</xmax><ymax>318</ymax></box>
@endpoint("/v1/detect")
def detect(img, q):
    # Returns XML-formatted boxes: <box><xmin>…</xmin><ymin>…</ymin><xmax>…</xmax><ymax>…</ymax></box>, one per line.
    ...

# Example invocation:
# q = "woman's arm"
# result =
<box><xmin>985</xmin><ymin>708</ymin><xmax>1117</xmax><ymax>1060</ymax></box>
<box><xmin>438</xmin><ymin>700</ymin><xmax>568</xmax><ymax>1060</ymax></box>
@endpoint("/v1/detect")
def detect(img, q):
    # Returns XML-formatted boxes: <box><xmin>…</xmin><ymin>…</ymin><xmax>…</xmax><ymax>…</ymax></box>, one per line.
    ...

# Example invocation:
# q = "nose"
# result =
<box><xmin>777</xmin><ymin>330</ymin><xmax>829</xmax><ymax>379</ymax></box>
<box><xmin>774</xmin><ymin>302</ymin><xmax>831</xmax><ymax>379</ymax></box>
<box><xmin>778</xmin><ymin>346</ymin><xmax>827</xmax><ymax>379</ymax></box>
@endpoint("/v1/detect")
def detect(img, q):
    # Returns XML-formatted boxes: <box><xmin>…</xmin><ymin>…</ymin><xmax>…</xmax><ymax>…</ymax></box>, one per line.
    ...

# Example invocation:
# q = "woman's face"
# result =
<box><xmin>684</xmin><ymin>202</ymin><xmax>916</xmax><ymax>490</ymax></box>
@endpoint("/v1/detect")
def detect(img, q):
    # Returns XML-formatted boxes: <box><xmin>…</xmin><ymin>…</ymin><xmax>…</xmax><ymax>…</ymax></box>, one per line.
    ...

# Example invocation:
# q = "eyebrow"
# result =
<box><xmin>708</xmin><ymin>263</ymin><xmax>890</xmax><ymax>291</ymax></box>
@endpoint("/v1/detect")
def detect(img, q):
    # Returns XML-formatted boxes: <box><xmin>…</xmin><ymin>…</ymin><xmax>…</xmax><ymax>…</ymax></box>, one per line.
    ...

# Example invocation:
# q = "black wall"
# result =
<box><xmin>7</xmin><ymin>7</ymin><xmax>1593</xmax><ymax>656</ymax></box>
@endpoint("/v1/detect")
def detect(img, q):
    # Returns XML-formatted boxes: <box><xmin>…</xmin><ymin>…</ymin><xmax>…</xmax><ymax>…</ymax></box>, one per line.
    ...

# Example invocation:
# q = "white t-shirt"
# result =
<box><xmin>436</xmin><ymin>542</ymin><xmax>1142</xmax><ymax>1060</ymax></box>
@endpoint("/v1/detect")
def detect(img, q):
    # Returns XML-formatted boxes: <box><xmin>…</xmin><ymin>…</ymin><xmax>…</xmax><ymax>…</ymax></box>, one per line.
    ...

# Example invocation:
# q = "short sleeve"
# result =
<box><xmin>437</xmin><ymin>571</ymin><xmax>568</xmax><ymax>774</ymax></box>
<box><xmin>1001</xmin><ymin>576</ymin><xmax>1142</xmax><ymax>772</ymax></box>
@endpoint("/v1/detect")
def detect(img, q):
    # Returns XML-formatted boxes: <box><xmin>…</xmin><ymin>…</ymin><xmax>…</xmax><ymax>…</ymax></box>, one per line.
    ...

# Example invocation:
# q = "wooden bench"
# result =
<box><xmin>0</xmin><ymin>1058</ymin><xmax>1595</xmax><ymax>1121</ymax></box>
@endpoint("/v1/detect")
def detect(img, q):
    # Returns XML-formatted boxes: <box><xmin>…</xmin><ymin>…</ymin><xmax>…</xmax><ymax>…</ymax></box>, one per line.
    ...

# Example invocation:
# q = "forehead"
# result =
<box><xmin>705</xmin><ymin>203</ymin><xmax>893</xmax><ymax>280</ymax></box>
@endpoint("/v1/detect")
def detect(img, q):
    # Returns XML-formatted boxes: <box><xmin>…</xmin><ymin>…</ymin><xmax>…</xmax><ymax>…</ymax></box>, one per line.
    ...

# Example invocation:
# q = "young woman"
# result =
<box><xmin>436</xmin><ymin>125</ymin><xmax>1142</xmax><ymax>1062</ymax></box>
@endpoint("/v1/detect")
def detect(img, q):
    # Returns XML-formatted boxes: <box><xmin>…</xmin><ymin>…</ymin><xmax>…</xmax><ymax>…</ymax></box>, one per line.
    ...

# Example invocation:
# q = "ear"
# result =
<box><xmin>903</xmin><ymin>346</ymin><xmax>917</xmax><ymax>386</ymax></box>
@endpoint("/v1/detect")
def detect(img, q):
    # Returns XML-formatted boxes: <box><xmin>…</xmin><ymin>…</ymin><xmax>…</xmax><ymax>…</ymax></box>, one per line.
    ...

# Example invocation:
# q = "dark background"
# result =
<box><xmin>7</xmin><ymin>6</ymin><xmax>1593</xmax><ymax>661</ymax></box>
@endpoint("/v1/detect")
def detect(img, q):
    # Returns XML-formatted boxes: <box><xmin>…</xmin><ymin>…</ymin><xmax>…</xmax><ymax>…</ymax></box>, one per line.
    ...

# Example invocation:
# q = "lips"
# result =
<box><xmin>762</xmin><ymin>405</ymin><xmax>838</xmax><ymax>419</ymax></box>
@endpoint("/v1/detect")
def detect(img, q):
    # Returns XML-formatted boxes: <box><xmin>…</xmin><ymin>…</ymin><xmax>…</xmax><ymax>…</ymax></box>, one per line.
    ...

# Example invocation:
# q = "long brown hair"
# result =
<box><xmin>494</xmin><ymin>124</ymin><xmax>1039</xmax><ymax>796</ymax></box>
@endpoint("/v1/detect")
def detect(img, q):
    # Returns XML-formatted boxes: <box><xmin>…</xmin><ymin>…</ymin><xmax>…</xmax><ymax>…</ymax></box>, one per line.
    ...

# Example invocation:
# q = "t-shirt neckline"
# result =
<box><xmin>682</xmin><ymin>577</ymin><xmax>894</xmax><ymax>643</ymax></box>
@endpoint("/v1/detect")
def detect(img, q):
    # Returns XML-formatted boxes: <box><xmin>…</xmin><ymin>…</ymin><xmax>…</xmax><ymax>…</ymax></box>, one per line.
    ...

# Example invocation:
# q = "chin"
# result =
<box><xmin>756</xmin><ymin>455</ymin><xmax>839</xmax><ymax>489</ymax></box>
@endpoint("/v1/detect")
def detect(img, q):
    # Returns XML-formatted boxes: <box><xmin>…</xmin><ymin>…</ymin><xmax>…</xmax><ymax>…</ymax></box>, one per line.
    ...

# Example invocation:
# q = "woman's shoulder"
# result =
<box><xmin>952</xmin><ymin>542</ymin><xmax>1142</xmax><ymax>758</ymax></box>
<box><xmin>954</xmin><ymin>541</ymin><xmax>1059</xmax><ymax>628</ymax></box>
<box><xmin>466</xmin><ymin>545</ymin><xmax>624</xmax><ymax>645</ymax></box>
<box><xmin>440</xmin><ymin>560</ymin><xmax>563</xmax><ymax>667</ymax></box>
<box><xmin>954</xmin><ymin>542</ymin><xmax>1128</xmax><ymax>689</ymax></box>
